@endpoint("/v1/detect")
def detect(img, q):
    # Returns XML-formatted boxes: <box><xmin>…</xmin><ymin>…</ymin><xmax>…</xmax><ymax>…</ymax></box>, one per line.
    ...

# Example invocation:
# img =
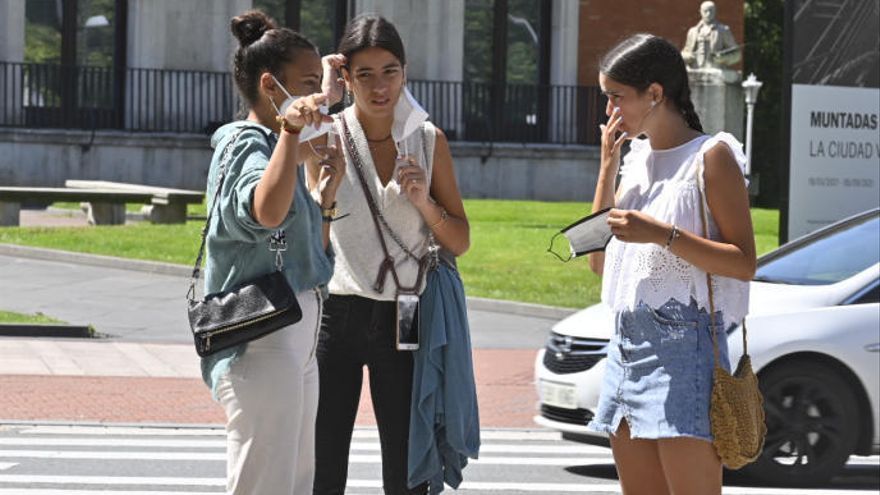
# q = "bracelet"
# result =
<box><xmin>276</xmin><ymin>115</ymin><xmax>303</xmax><ymax>134</ymax></box>
<box><xmin>664</xmin><ymin>224</ymin><xmax>680</xmax><ymax>250</ymax></box>
<box><xmin>320</xmin><ymin>201</ymin><xmax>338</xmax><ymax>218</ymax></box>
<box><xmin>429</xmin><ymin>208</ymin><xmax>448</xmax><ymax>229</ymax></box>
<box><xmin>322</xmin><ymin>213</ymin><xmax>350</xmax><ymax>223</ymax></box>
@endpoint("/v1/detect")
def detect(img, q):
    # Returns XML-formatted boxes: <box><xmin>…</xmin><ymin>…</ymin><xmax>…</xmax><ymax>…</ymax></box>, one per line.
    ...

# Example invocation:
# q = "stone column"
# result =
<box><xmin>0</xmin><ymin>0</ymin><xmax>25</xmax><ymax>62</ymax></box>
<box><xmin>688</xmin><ymin>68</ymin><xmax>744</xmax><ymax>140</ymax></box>
<box><xmin>125</xmin><ymin>0</ymin><xmax>251</xmax><ymax>130</ymax></box>
<box><xmin>0</xmin><ymin>0</ymin><xmax>26</xmax><ymax>127</ymax></box>
<box><xmin>549</xmin><ymin>0</ymin><xmax>580</xmax><ymax>144</ymax></box>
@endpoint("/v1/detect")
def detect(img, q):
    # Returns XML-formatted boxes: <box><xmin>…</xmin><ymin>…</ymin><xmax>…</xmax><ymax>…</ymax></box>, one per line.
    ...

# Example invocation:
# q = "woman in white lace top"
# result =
<box><xmin>585</xmin><ymin>34</ymin><xmax>756</xmax><ymax>495</ymax></box>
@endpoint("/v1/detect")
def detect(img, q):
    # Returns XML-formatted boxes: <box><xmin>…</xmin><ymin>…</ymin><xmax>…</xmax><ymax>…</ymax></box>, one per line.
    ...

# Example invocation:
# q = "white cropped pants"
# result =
<box><xmin>215</xmin><ymin>289</ymin><xmax>322</xmax><ymax>495</ymax></box>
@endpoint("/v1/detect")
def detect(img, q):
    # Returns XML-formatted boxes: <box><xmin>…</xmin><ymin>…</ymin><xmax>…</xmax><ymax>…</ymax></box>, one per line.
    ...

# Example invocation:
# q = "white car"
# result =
<box><xmin>534</xmin><ymin>208</ymin><xmax>880</xmax><ymax>486</ymax></box>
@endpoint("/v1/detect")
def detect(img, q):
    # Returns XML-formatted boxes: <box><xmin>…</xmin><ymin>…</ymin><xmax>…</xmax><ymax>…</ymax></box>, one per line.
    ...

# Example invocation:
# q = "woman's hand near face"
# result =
<box><xmin>254</xmin><ymin>93</ymin><xmax>330</xmax><ymax>229</ymax></box>
<box><xmin>321</xmin><ymin>54</ymin><xmax>347</xmax><ymax>106</ymax></box>
<box><xmin>599</xmin><ymin>107</ymin><xmax>627</xmax><ymax>173</ymax></box>
<box><xmin>285</xmin><ymin>93</ymin><xmax>332</xmax><ymax>130</ymax></box>
<box><xmin>313</xmin><ymin>134</ymin><xmax>346</xmax><ymax>207</ymax></box>
<box><xmin>590</xmin><ymin>105</ymin><xmax>628</xmax><ymax>276</ymax></box>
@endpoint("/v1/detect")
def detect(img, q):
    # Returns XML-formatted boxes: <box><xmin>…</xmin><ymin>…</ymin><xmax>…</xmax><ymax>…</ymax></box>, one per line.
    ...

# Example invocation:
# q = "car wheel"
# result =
<box><xmin>741</xmin><ymin>361</ymin><xmax>860</xmax><ymax>486</ymax></box>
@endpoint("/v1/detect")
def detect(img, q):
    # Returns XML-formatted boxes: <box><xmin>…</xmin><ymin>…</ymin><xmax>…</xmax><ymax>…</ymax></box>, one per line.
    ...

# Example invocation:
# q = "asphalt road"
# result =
<box><xmin>0</xmin><ymin>253</ymin><xmax>559</xmax><ymax>349</ymax></box>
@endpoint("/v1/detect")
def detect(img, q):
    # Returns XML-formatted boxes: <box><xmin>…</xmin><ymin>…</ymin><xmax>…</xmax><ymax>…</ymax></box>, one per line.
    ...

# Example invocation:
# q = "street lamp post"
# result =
<box><xmin>742</xmin><ymin>73</ymin><xmax>763</xmax><ymax>177</ymax></box>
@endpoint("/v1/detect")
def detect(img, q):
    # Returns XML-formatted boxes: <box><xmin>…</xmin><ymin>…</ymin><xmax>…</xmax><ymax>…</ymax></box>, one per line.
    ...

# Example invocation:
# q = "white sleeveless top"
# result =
<box><xmin>601</xmin><ymin>132</ymin><xmax>750</xmax><ymax>327</ymax></box>
<box><xmin>328</xmin><ymin>107</ymin><xmax>437</xmax><ymax>301</ymax></box>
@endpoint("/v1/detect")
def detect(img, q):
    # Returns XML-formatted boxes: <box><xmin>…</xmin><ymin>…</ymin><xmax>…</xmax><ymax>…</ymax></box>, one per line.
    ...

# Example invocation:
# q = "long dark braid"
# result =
<box><xmin>678</xmin><ymin>84</ymin><xmax>704</xmax><ymax>133</ymax></box>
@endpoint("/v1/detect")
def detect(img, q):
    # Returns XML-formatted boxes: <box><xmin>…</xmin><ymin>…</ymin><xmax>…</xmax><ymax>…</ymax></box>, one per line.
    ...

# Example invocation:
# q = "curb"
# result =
<box><xmin>0</xmin><ymin>243</ymin><xmax>190</xmax><ymax>277</ymax></box>
<box><xmin>0</xmin><ymin>419</ymin><xmax>223</xmax><ymax>429</ymax></box>
<box><xmin>0</xmin><ymin>324</ymin><xmax>94</xmax><ymax>338</ymax></box>
<box><xmin>0</xmin><ymin>243</ymin><xmax>577</xmax><ymax>319</ymax></box>
<box><xmin>466</xmin><ymin>297</ymin><xmax>576</xmax><ymax>320</ymax></box>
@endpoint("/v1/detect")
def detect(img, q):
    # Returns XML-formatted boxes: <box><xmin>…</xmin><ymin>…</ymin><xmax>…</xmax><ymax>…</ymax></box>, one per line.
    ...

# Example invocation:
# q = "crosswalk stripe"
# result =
<box><xmin>0</xmin><ymin>450</ymin><xmax>226</xmax><ymax>461</ymax></box>
<box><xmin>0</xmin><ymin>492</ymin><xmax>221</xmax><ymax>495</ymax></box>
<box><xmin>0</xmin><ymin>442</ymin><xmax>876</xmax><ymax>465</ymax></box>
<box><xmin>15</xmin><ymin>425</ymin><xmax>564</xmax><ymax>442</ymax></box>
<box><xmin>349</xmin><ymin>454</ymin><xmax>615</xmax><ymax>466</ymax></box>
<box><xmin>447</xmin><ymin>482</ymin><xmax>880</xmax><ymax>494</ymax></box>
<box><xmin>0</xmin><ymin>464</ymin><xmax>15</xmax><ymax>471</ymax></box>
<box><xmin>0</xmin><ymin>438</ymin><xmax>225</xmax><ymax>448</ymax></box>
<box><xmin>0</xmin><ymin>450</ymin><xmax>615</xmax><ymax>466</ymax></box>
<box><xmin>350</xmin><ymin>442</ymin><xmax>609</xmax><ymax>455</ymax></box>
<box><xmin>2</xmin><ymin>447</ymin><xmax>876</xmax><ymax>469</ymax></box>
<box><xmin>0</xmin><ymin>476</ymin><xmax>871</xmax><ymax>494</ymax></box>
<box><xmin>355</xmin><ymin>429</ymin><xmax>567</xmax><ymax>441</ymax></box>
<box><xmin>18</xmin><ymin>426</ymin><xmax>224</xmax><ymax>437</ymax></box>
<box><xmin>0</xmin><ymin>450</ymin><xmax>613</xmax><ymax>470</ymax></box>
<box><xmin>0</xmin><ymin>437</ymin><xmax>609</xmax><ymax>454</ymax></box>
<box><xmin>0</xmin><ymin>475</ymin><xmax>224</xmax><ymax>486</ymax></box>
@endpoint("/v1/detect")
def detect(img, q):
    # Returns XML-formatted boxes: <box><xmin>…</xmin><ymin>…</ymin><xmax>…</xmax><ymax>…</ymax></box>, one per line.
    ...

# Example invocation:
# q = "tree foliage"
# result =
<box><xmin>744</xmin><ymin>0</ymin><xmax>784</xmax><ymax>207</ymax></box>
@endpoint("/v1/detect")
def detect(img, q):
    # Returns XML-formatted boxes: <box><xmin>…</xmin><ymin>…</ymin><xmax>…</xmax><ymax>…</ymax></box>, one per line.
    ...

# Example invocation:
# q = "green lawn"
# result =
<box><xmin>459</xmin><ymin>201</ymin><xmax>779</xmax><ymax>307</ymax></box>
<box><xmin>0</xmin><ymin>310</ymin><xmax>65</xmax><ymax>324</ymax></box>
<box><xmin>52</xmin><ymin>202</ymin><xmax>149</xmax><ymax>214</ymax></box>
<box><xmin>0</xmin><ymin>200</ymin><xmax>779</xmax><ymax>308</ymax></box>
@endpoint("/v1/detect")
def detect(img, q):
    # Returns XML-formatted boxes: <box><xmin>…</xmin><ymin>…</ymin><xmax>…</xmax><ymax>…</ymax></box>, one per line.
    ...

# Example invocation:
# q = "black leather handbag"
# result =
<box><xmin>186</xmin><ymin>126</ymin><xmax>302</xmax><ymax>357</ymax></box>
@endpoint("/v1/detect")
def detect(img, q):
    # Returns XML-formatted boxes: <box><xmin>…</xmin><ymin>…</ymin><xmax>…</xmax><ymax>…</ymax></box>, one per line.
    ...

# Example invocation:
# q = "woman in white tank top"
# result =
<box><xmin>585</xmin><ymin>34</ymin><xmax>756</xmax><ymax>495</ymax></box>
<box><xmin>302</xmin><ymin>15</ymin><xmax>470</xmax><ymax>495</ymax></box>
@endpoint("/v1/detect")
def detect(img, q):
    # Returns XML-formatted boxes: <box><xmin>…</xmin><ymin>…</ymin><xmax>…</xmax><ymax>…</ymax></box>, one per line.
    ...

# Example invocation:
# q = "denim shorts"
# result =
<box><xmin>587</xmin><ymin>298</ymin><xmax>731</xmax><ymax>442</ymax></box>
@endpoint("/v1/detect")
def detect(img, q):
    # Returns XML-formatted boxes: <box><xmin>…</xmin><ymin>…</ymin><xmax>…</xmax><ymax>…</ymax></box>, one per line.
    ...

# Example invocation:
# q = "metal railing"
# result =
<box><xmin>0</xmin><ymin>62</ymin><xmax>237</xmax><ymax>134</ymax></box>
<box><xmin>0</xmin><ymin>61</ymin><xmax>606</xmax><ymax>145</ymax></box>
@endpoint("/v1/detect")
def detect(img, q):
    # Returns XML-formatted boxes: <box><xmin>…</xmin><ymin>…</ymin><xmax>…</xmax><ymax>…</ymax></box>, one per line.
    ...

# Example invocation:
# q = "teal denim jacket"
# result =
<box><xmin>200</xmin><ymin>121</ymin><xmax>334</xmax><ymax>398</ymax></box>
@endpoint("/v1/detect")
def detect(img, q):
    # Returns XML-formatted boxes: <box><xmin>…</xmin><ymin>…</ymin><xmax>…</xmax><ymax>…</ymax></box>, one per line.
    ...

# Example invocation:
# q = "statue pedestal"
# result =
<box><xmin>688</xmin><ymin>68</ymin><xmax>743</xmax><ymax>140</ymax></box>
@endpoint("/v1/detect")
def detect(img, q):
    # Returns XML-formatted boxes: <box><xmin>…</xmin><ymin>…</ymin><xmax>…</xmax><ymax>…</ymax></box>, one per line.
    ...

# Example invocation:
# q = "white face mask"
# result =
<box><xmin>547</xmin><ymin>208</ymin><xmax>613</xmax><ymax>262</ymax></box>
<box><xmin>270</xmin><ymin>75</ymin><xmax>333</xmax><ymax>142</ymax></box>
<box><xmin>392</xmin><ymin>86</ymin><xmax>429</xmax><ymax>157</ymax></box>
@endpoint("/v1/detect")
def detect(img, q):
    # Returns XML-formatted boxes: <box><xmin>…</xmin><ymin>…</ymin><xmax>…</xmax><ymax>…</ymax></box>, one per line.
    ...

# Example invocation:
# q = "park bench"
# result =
<box><xmin>64</xmin><ymin>180</ymin><xmax>204</xmax><ymax>224</ymax></box>
<box><xmin>0</xmin><ymin>182</ymin><xmax>204</xmax><ymax>227</ymax></box>
<box><xmin>0</xmin><ymin>187</ymin><xmax>154</xmax><ymax>226</ymax></box>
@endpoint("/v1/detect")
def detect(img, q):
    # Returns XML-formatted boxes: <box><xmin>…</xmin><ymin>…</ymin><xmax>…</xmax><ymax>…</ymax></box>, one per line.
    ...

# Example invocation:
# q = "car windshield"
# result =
<box><xmin>755</xmin><ymin>214</ymin><xmax>879</xmax><ymax>285</ymax></box>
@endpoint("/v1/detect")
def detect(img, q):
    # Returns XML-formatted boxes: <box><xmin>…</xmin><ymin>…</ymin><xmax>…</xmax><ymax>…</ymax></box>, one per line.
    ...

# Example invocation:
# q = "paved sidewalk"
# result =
<box><xmin>0</xmin><ymin>246</ymin><xmax>556</xmax><ymax>428</ymax></box>
<box><xmin>0</xmin><ymin>341</ymin><xmax>538</xmax><ymax>427</ymax></box>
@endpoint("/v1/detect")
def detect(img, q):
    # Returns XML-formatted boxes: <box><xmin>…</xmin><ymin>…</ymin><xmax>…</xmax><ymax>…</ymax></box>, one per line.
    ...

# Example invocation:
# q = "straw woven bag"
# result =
<box><xmin>696</xmin><ymin>174</ymin><xmax>767</xmax><ymax>470</ymax></box>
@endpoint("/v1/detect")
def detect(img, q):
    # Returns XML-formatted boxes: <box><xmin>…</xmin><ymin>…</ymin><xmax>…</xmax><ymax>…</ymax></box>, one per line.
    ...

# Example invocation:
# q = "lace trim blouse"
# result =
<box><xmin>601</xmin><ymin>132</ymin><xmax>750</xmax><ymax>327</ymax></box>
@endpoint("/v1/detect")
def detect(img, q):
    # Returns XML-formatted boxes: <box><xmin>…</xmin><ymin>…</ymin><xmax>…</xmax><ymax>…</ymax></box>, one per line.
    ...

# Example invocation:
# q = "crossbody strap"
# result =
<box><xmin>339</xmin><ymin>116</ymin><xmax>429</xmax><ymax>294</ymax></box>
<box><xmin>694</xmin><ymin>154</ymin><xmax>749</xmax><ymax>368</ymax></box>
<box><xmin>186</xmin><ymin>125</ymin><xmax>285</xmax><ymax>301</ymax></box>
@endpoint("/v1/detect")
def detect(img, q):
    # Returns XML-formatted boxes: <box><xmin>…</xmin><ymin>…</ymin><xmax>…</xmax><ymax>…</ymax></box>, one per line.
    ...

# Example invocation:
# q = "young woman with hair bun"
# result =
<box><xmin>200</xmin><ymin>10</ymin><xmax>343</xmax><ymax>494</ymax></box>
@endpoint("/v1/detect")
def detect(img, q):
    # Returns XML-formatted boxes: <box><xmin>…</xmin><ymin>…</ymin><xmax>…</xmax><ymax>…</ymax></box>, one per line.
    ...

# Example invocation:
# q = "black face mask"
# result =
<box><xmin>547</xmin><ymin>208</ymin><xmax>613</xmax><ymax>262</ymax></box>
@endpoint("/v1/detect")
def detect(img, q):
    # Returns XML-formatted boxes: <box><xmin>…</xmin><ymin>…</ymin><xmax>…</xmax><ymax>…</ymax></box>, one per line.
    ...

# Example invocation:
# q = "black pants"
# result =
<box><xmin>313</xmin><ymin>294</ymin><xmax>428</xmax><ymax>495</ymax></box>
